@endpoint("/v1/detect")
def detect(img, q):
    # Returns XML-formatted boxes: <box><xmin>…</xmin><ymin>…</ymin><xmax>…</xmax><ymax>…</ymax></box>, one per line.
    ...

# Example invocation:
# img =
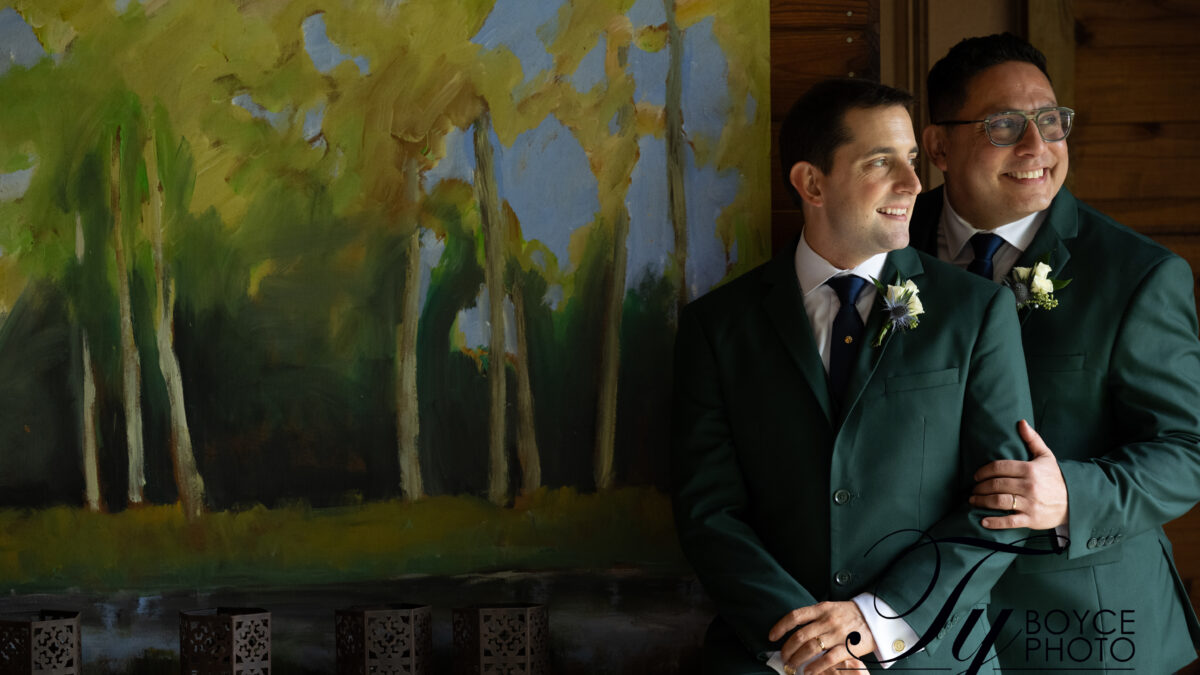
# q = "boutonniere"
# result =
<box><xmin>1002</xmin><ymin>254</ymin><xmax>1071</xmax><ymax>310</ymax></box>
<box><xmin>871</xmin><ymin>275</ymin><xmax>923</xmax><ymax>347</ymax></box>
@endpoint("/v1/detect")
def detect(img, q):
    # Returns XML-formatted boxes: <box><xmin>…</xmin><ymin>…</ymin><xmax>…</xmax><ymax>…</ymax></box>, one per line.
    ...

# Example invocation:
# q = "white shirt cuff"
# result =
<box><xmin>765</xmin><ymin>650</ymin><xmax>820</xmax><ymax>674</ymax></box>
<box><xmin>853</xmin><ymin>592</ymin><xmax>920</xmax><ymax>668</ymax></box>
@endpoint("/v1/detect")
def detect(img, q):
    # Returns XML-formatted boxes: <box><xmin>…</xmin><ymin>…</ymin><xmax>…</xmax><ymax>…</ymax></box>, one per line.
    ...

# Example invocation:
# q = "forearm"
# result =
<box><xmin>874</xmin><ymin>288</ymin><xmax>1033</xmax><ymax>651</ymax></box>
<box><xmin>1061</xmin><ymin>255</ymin><xmax>1200</xmax><ymax>555</ymax></box>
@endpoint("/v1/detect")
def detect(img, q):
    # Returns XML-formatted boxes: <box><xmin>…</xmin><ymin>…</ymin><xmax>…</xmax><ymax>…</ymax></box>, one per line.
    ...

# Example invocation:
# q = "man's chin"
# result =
<box><xmin>998</xmin><ymin>187</ymin><xmax>1057</xmax><ymax>218</ymax></box>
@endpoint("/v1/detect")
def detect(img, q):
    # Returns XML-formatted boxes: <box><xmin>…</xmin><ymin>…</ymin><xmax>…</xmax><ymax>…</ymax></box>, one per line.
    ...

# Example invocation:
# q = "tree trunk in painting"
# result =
<box><xmin>510</xmin><ymin>273</ymin><xmax>540</xmax><ymax>495</ymax></box>
<box><xmin>473</xmin><ymin>110</ymin><xmax>510</xmax><ymax>505</ymax></box>
<box><xmin>396</xmin><ymin>158</ymin><xmax>425</xmax><ymax>501</ymax></box>
<box><xmin>76</xmin><ymin>213</ymin><xmax>102</xmax><ymax>512</ymax></box>
<box><xmin>593</xmin><ymin>44</ymin><xmax>638</xmax><ymax>492</ymax></box>
<box><xmin>145</xmin><ymin>138</ymin><xmax>206</xmax><ymax>520</ymax></box>
<box><xmin>664</xmin><ymin>0</ymin><xmax>689</xmax><ymax>320</ymax></box>
<box><xmin>111</xmin><ymin>131</ymin><xmax>146</xmax><ymax>505</ymax></box>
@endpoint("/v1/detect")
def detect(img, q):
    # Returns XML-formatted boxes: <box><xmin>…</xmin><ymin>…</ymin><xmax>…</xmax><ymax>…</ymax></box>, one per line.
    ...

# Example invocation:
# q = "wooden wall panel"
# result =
<box><xmin>1074</xmin><ymin>48</ymin><xmax>1200</xmax><ymax>124</ymax></box>
<box><xmin>1072</xmin><ymin>0</ymin><xmax>1200</xmax><ymax>322</ymax></box>
<box><xmin>769</xmin><ymin>0</ymin><xmax>878</xmax><ymax>252</ymax></box>
<box><xmin>772</xmin><ymin>0</ymin><xmax>870</xmax><ymax>28</ymax></box>
<box><xmin>1073</xmin><ymin>0</ymin><xmax>1200</xmax><ymax>47</ymax></box>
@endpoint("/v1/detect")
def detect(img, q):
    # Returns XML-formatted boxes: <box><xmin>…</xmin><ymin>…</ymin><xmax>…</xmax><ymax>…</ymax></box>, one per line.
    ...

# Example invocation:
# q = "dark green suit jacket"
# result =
<box><xmin>911</xmin><ymin>186</ymin><xmax>1200</xmax><ymax>672</ymax></box>
<box><xmin>672</xmin><ymin>244</ymin><xmax>1034</xmax><ymax>673</ymax></box>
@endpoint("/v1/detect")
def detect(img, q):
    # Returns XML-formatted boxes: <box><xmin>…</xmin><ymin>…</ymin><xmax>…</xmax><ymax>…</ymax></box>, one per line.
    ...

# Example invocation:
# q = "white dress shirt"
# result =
<box><xmin>936</xmin><ymin>193</ymin><xmax>1045</xmax><ymax>282</ymax></box>
<box><xmin>793</xmin><ymin>231</ymin><xmax>885</xmax><ymax>371</ymax></box>
<box><xmin>765</xmin><ymin>233</ymin><xmax>918</xmax><ymax>673</ymax></box>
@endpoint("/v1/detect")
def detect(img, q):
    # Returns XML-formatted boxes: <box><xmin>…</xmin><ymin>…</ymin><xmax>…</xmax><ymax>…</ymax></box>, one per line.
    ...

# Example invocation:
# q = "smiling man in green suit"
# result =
<box><xmin>911</xmin><ymin>33</ymin><xmax>1200</xmax><ymax>672</ymax></box>
<box><xmin>672</xmin><ymin>78</ymin><xmax>1035</xmax><ymax>675</ymax></box>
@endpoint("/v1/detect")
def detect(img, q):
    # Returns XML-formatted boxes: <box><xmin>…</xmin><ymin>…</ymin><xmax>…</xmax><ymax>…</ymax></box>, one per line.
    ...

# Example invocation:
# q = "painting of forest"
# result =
<box><xmin>0</xmin><ymin>0</ymin><xmax>767</xmax><ymax>653</ymax></box>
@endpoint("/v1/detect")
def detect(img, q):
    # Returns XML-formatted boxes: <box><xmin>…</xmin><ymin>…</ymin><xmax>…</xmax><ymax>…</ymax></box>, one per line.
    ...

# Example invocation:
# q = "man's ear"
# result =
<box><xmin>922</xmin><ymin>125</ymin><xmax>950</xmax><ymax>172</ymax></box>
<box><xmin>789</xmin><ymin>161</ymin><xmax>824</xmax><ymax>207</ymax></box>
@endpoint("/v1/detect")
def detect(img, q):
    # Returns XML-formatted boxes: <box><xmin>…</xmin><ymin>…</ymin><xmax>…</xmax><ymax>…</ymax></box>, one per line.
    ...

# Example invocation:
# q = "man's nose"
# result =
<box><xmin>896</xmin><ymin>163</ymin><xmax>921</xmax><ymax>194</ymax></box>
<box><xmin>1014</xmin><ymin>121</ymin><xmax>1049</xmax><ymax>155</ymax></box>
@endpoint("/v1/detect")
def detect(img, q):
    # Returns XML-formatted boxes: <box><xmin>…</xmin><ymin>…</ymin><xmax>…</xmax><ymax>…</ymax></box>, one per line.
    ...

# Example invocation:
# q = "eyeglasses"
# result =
<box><xmin>935</xmin><ymin>107</ymin><xmax>1075</xmax><ymax>147</ymax></box>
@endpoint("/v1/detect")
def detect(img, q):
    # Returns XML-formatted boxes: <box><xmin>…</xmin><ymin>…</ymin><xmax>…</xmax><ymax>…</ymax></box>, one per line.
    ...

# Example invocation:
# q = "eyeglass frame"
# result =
<box><xmin>933</xmin><ymin>107</ymin><xmax>1075</xmax><ymax>147</ymax></box>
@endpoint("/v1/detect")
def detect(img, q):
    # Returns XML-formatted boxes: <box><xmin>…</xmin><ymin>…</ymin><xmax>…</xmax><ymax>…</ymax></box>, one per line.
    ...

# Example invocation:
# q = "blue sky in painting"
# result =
<box><xmin>231</xmin><ymin>94</ymin><xmax>290</xmax><ymax>131</ymax></box>
<box><xmin>0</xmin><ymin>165</ymin><xmax>34</xmax><ymax>202</ymax></box>
<box><xmin>302</xmin><ymin>13</ymin><xmax>369</xmax><ymax>75</ymax></box>
<box><xmin>472</xmin><ymin>0</ymin><xmax>565</xmax><ymax>86</ymax></box>
<box><xmin>427</xmin><ymin>117</ymin><xmax>597</xmax><ymax>271</ymax></box>
<box><xmin>681</xmin><ymin>17</ymin><xmax>728</xmax><ymax>145</ymax></box>
<box><xmin>493</xmin><ymin>115</ymin><xmax>599</xmax><ymax>268</ymax></box>
<box><xmin>430</xmin><ymin>2</ymin><xmax>748</xmax><ymax>343</ymax></box>
<box><xmin>685</xmin><ymin>145</ymin><xmax>740</xmax><ymax>300</ymax></box>
<box><xmin>457</xmin><ymin>287</ymin><xmax>519</xmax><ymax>355</ymax></box>
<box><xmin>425</xmin><ymin>127</ymin><xmax>475</xmax><ymax>187</ymax></box>
<box><xmin>626</xmin><ymin>136</ymin><xmax>740</xmax><ymax>298</ymax></box>
<box><xmin>628</xmin><ymin>0</ymin><xmax>666</xmax><ymax>26</ymax></box>
<box><xmin>628</xmin><ymin>0</ymin><xmax>667</xmax><ymax>106</ymax></box>
<box><xmin>0</xmin><ymin>8</ymin><xmax>44</xmax><ymax>76</ymax></box>
<box><xmin>626</xmin><ymin>137</ymin><xmax>670</xmax><ymax>289</ymax></box>
<box><xmin>0</xmin><ymin>9</ymin><xmax>43</xmax><ymax>200</ymax></box>
<box><xmin>571</xmin><ymin>36</ymin><xmax>605</xmax><ymax>93</ymax></box>
<box><xmin>303</xmin><ymin>104</ymin><xmax>326</xmax><ymax>142</ymax></box>
<box><xmin>427</xmin><ymin>119</ymin><xmax>599</xmax><ymax>344</ymax></box>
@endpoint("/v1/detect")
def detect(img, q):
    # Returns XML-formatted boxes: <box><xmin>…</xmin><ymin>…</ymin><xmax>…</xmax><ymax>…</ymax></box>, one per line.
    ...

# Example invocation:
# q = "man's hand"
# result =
<box><xmin>971</xmin><ymin>419</ymin><xmax>1069</xmax><ymax>530</ymax></box>
<box><xmin>768</xmin><ymin>601</ymin><xmax>873</xmax><ymax>675</ymax></box>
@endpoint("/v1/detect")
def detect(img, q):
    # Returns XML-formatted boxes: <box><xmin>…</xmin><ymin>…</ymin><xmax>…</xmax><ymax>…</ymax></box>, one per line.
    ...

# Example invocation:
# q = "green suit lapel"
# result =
<box><xmin>841</xmin><ymin>247</ymin><xmax>925</xmax><ymax>423</ymax></box>
<box><xmin>1013</xmin><ymin>189</ymin><xmax>1078</xmax><ymax>326</ymax></box>
<box><xmin>761</xmin><ymin>244</ymin><xmax>835</xmax><ymax>425</ymax></box>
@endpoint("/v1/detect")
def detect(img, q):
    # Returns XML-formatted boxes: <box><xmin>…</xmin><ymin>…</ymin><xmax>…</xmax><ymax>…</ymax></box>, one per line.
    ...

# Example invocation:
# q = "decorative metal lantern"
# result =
<box><xmin>179</xmin><ymin>607</ymin><xmax>271</xmax><ymax>675</ymax></box>
<box><xmin>0</xmin><ymin>610</ymin><xmax>81</xmax><ymax>675</ymax></box>
<box><xmin>452</xmin><ymin>604</ymin><xmax>549</xmax><ymax>675</ymax></box>
<box><xmin>335</xmin><ymin>603</ymin><xmax>432</xmax><ymax>675</ymax></box>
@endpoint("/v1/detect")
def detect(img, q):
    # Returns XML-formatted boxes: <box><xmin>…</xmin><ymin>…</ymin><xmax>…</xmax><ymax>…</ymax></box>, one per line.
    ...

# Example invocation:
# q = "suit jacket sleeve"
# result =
<box><xmin>671</xmin><ymin>302</ymin><xmax>817</xmax><ymax>659</ymax></box>
<box><xmin>869</xmin><ymin>285</ymin><xmax>1034</xmax><ymax>655</ymax></box>
<box><xmin>1057</xmin><ymin>254</ymin><xmax>1200</xmax><ymax>558</ymax></box>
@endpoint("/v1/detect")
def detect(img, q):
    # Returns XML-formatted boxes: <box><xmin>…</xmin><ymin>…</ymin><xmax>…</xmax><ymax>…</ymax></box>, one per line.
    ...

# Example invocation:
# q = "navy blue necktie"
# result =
<box><xmin>967</xmin><ymin>232</ymin><xmax>1005</xmax><ymax>280</ymax></box>
<box><xmin>827</xmin><ymin>275</ymin><xmax>869</xmax><ymax>405</ymax></box>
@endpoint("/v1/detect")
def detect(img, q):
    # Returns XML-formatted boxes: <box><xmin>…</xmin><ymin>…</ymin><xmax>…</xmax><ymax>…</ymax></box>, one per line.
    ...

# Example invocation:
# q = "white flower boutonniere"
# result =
<box><xmin>1003</xmin><ymin>255</ymin><xmax>1071</xmax><ymax>310</ymax></box>
<box><xmin>871</xmin><ymin>275</ymin><xmax>923</xmax><ymax>347</ymax></box>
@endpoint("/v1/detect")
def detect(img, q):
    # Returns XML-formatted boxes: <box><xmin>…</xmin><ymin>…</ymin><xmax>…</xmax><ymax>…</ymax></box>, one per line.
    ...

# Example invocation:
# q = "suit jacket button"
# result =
<box><xmin>833</xmin><ymin>489</ymin><xmax>852</xmax><ymax>505</ymax></box>
<box><xmin>835</xmin><ymin>570</ymin><xmax>853</xmax><ymax>586</ymax></box>
<box><xmin>1105</xmin><ymin>535</ymin><xmax>1115</xmax><ymax>545</ymax></box>
<box><xmin>1087</xmin><ymin>537</ymin><xmax>1098</xmax><ymax>549</ymax></box>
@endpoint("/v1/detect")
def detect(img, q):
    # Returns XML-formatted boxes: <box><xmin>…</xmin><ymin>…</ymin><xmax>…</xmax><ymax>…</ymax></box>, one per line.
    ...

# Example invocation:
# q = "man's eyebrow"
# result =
<box><xmin>860</xmin><ymin>145</ymin><xmax>919</xmax><ymax>157</ymax></box>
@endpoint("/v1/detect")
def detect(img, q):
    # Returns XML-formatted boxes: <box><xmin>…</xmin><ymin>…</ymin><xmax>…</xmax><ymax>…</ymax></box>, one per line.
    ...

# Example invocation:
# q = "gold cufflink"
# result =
<box><xmin>844</xmin><ymin>336</ymin><xmax>853</xmax><ymax>344</ymax></box>
<box><xmin>893</xmin><ymin>639</ymin><xmax>906</xmax><ymax>653</ymax></box>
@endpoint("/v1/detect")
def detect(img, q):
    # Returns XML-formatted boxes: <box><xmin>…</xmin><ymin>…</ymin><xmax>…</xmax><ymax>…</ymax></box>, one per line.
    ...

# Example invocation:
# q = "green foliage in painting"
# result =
<box><xmin>0</xmin><ymin>0</ymin><xmax>769</xmax><ymax>584</ymax></box>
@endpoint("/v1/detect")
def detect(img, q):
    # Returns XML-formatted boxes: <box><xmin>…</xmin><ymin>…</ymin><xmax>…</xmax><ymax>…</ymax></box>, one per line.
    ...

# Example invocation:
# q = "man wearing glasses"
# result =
<box><xmin>910</xmin><ymin>33</ymin><xmax>1200</xmax><ymax>672</ymax></box>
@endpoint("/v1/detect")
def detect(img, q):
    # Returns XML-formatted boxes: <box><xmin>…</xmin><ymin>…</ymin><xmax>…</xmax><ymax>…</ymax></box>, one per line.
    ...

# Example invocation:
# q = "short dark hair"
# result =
<box><xmin>778</xmin><ymin>78</ymin><xmax>913</xmax><ymax>204</ymax></box>
<box><xmin>927</xmin><ymin>33</ymin><xmax>1050</xmax><ymax>122</ymax></box>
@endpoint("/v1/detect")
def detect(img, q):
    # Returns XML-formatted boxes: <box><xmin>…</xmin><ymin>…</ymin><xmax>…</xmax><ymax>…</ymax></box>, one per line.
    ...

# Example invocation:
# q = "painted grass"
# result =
<box><xmin>0</xmin><ymin>487</ymin><xmax>687</xmax><ymax>592</ymax></box>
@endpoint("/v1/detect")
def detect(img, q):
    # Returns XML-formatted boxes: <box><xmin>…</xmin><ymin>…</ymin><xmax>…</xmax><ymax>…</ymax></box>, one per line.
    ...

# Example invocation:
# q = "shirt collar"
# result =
<box><xmin>794</xmin><ymin>230</ymin><xmax>888</xmax><ymax>296</ymax></box>
<box><xmin>941</xmin><ymin>191</ymin><xmax>1046</xmax><ymax>259</ymax></box>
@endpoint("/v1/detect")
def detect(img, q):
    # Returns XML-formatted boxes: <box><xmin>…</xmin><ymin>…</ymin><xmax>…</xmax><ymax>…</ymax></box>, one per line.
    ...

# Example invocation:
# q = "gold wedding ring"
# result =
<box><xmin>1011</xmin><ymin>493</ymin><xmax>1017</xmax><ymax>510</ymax></box>
<box><xmin>817</xmin><ymin>636</ymin><xmax>826</xmax><ymax>650</ymax></box>
<box><xmin>783</xmin><ymin>665</ymin><xmax>797</xmax><ymax>675</ymax></box>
